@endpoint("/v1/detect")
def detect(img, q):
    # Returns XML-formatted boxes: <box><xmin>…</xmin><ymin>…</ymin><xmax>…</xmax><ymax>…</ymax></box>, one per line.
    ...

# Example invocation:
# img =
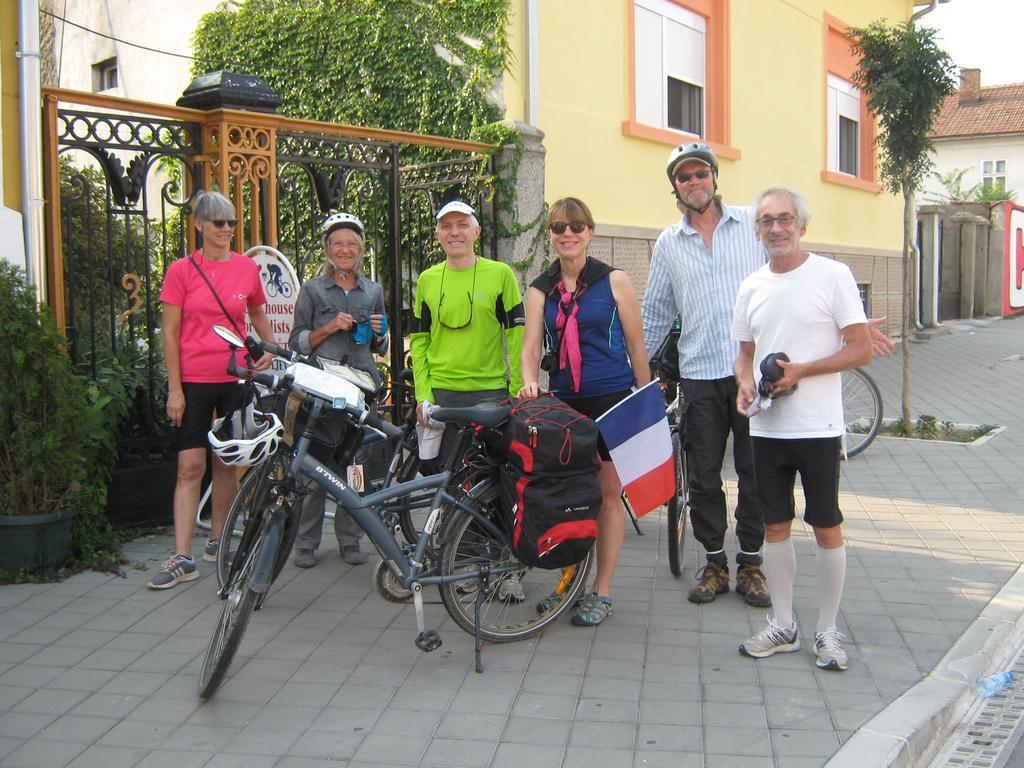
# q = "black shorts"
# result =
<box><xmin>561</xmin><ymin>389</ymin><xmax>632</xmax><ymax>461</ymax></box>
<box><xmin>177</xmin><ymin>382</ymin><xmax>246</xmax><ymax>451</ymax></box>
<box><xmin>750</xmin><ymin>436</ymin><xmax>843</xmax><ymax>529</ymax></box>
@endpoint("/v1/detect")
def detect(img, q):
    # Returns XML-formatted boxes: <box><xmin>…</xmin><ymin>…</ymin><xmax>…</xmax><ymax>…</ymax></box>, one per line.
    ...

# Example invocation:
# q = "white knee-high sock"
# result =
<box><xmin>762</xmin><ymin>539</ymin><xmax>796</xmax><ymax>629</ymax></box>
<box><xmin>815</xmin><ymin>544</ymin><xmax>846</xmax><ymax>634</ymax></box>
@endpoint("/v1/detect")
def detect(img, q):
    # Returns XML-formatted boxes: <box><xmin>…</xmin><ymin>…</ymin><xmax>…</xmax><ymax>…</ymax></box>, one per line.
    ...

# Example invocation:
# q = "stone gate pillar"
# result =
<box><xmin>494</xmin><ymin>120</ymin><xmax>546</xmax><ymax>289</ymax></box>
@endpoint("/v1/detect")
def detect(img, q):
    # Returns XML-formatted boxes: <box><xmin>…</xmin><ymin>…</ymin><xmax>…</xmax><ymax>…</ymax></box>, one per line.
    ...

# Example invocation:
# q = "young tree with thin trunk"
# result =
<box><xmin>850</xmin><ymin>21</ymin><xmax>956</xmax><ymax>435</ymax></box>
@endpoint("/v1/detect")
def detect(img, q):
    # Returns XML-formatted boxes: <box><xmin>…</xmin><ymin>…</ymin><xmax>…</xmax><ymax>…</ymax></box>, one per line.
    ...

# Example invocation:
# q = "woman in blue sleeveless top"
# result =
<box><xmin>520</xmin><ymin>197</ymin><xmax>650</xmax><ymax>626</ymax></box>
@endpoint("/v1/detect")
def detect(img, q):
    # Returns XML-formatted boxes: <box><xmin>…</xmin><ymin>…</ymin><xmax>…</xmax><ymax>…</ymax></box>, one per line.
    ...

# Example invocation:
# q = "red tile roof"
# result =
<box><xmin>931</xmin><ymin>83</ymin><xmax>1024</xmax><ymax>138</ymax></box>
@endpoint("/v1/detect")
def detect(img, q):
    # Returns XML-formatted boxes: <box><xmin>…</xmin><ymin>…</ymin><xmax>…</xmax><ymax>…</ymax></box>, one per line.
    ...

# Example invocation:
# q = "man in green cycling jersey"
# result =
<box><xmin>410</xmin><ymin>200</ymin><xmax>525</xmax><ymax>466</ymax></box>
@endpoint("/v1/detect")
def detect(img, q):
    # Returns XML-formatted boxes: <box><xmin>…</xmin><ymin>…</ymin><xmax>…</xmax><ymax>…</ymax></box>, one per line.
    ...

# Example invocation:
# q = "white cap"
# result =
<box><xmin>435</xmin><ymin>200</ymin><xmax>475</xmax><ymax>220</ymax></box>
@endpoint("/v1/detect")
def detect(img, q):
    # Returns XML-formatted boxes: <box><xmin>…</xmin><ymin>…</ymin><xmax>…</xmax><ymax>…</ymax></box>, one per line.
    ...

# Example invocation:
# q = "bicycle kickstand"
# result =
<box><xmin>473</xmin><ymin>565</ymin><xmax>490</xmax><ymax>674</ymax></box>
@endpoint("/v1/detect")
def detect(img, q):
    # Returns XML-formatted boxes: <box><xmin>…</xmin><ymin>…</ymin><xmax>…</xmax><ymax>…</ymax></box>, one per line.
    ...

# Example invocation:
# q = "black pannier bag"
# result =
<box><xmin>484</xmin><ymin>393</ymin><xmax>601</xmax><ymax>569</ymax></box>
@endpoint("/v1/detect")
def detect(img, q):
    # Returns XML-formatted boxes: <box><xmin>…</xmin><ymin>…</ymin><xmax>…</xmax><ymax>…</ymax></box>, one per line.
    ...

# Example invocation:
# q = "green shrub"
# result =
<box><xmin>0</xmin><ymin>262</ymin><xmax>90</xmax><ymax>517</ymax></box>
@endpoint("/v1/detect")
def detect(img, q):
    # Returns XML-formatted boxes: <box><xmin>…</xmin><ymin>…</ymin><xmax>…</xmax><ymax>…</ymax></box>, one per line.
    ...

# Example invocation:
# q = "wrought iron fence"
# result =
<box><xmin>42</xmin><ymin>86</ymin><xmax>497</xmax><ymax>519</ymax></box>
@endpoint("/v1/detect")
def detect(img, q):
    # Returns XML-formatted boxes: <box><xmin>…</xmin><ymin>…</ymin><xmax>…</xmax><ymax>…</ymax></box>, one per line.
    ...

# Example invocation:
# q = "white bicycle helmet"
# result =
<box><xmin>208</xmin><ymin>402</ymin><xmax>284</xmax><ymax>467</ymax></box>
<box><xmin>321</xmin><ymin>211</ymin><xmax>364</xmax><ymax>240</ymax></box>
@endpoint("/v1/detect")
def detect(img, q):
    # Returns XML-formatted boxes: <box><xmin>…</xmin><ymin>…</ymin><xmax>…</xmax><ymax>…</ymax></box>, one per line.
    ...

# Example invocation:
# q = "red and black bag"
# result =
<box><xmin>486</xmin><ymin>394</ymin><xmax>601</xmax><ymax>569</ymax></box>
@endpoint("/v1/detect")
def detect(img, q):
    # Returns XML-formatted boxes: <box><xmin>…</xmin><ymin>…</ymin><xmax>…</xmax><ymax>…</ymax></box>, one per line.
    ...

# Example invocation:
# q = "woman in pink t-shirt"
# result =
<box><xmin>149</xmin><ymin>190</ymin><xmax>275</xmax><ymax>590</ymax></box>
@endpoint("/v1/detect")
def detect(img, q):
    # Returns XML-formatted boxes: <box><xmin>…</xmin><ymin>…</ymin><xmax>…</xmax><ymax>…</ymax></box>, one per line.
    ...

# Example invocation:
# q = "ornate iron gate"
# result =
<box><xmin>43</xmin><ymin>86</ymin><xmax>497</xmax><ymax>522</ymax></box>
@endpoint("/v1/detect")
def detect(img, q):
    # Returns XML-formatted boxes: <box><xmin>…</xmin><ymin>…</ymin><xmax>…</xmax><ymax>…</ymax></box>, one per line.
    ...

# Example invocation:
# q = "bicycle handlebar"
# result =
<box><xmin>226</xmin><ymin>356</ymin><xmax>402</xmax><ymax>440</ymax></box>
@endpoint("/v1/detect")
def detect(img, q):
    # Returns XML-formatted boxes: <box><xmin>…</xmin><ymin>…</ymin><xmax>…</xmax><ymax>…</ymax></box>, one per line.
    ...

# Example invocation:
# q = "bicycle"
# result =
<box><xmin>213</xmin><ymin>359</ymin><xmax>412</xmax><ymax>588</ymax></box>
<box><xmin>842</xmin><ymin>367</ymin><xmax>883</xmax><ymax>458</ymax></box>
<box><xmin>649</xmin><ymin>318</ymin><xmax>688</xmax><ymax>577</ymax></box>
<box><xmin>199</xmin><ymin>325</ymin><xmax>593</xmax><ymax>697</ymax></box>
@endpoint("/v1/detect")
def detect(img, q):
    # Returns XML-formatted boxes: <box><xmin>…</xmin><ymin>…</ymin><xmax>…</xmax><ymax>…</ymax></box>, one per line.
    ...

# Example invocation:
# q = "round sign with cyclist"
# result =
<box><xmin>245</xmin><ymin>246</ymin><xmax>299</xmax><ymax>371</ymax></box>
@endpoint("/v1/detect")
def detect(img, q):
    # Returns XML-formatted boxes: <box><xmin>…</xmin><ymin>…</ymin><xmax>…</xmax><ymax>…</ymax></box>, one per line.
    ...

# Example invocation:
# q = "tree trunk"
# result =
<box><xmin>901</xmin><ymin>181</ymin><xmax>914</xmax><ymax>435</ymax></box>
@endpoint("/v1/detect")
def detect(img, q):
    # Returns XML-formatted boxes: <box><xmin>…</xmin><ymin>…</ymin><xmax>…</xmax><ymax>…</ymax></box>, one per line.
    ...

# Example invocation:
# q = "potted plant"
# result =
<box><xmin>0</xmin><ymin>262</ymin><xmax>91</xmax><ymax>572</ymax></box>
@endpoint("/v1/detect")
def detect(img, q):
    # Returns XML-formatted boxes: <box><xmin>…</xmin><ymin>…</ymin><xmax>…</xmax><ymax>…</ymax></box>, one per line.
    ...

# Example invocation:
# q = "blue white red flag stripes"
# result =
<box><xmin>596</xmin><ymin>380</ymin><xmax>675</xmax><ymax>517</ymax></box>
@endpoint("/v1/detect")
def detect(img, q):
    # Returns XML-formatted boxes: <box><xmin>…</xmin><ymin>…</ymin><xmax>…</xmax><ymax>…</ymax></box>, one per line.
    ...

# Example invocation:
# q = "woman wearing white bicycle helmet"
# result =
<box><xmin>151</xmin><ymin>190</ymin><xmax>277</xmax><ymax>590</ymax></box>
<box><xmin>287</xmin><ymin>211</ymin><xmax>389</xmax><ymax>568</ymax></box>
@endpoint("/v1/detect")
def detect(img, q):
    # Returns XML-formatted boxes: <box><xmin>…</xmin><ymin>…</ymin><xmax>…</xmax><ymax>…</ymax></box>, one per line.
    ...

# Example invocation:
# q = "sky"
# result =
<box><xmin>920</xmin><ymin>0</ymin><xmax>1024</xmax><ymax>86</ymax></box>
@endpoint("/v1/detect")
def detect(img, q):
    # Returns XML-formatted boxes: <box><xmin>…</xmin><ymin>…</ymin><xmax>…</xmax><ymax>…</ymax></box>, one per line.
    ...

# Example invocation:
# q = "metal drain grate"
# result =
<box><xmin>931</xmin><ymin>653</ymin><xmax>1024</xmax><ymax>767</ymax></box>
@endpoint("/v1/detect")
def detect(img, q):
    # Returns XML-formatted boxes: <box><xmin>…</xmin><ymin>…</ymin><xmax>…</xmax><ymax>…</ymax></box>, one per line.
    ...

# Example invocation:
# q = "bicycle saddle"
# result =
<box><xmin>430</xmin><ymin>404</ymin><xmax>512</xmax><ymax>429</ymax></box>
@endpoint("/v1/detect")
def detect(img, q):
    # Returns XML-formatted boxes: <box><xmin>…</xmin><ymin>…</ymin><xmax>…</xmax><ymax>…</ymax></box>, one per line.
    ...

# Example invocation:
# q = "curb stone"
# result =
<box><xmin>826</xmin><ymin>564</ymin><xmax>1024</xmax><ymax>768</ymax></box>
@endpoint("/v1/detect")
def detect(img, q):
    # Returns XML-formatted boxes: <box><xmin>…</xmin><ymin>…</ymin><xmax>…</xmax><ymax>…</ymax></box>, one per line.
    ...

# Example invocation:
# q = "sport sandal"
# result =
<box><xmin>571</xmin><ymin>593</ymin><xmax>612</xmax><ymax>626</ymax></box>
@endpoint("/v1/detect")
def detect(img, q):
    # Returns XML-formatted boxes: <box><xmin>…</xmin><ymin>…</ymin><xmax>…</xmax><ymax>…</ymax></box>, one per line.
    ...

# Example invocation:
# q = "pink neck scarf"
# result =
<box><xmin>555</xmin><ymin>279</ymin><xmax>586</xmax><ymax>392</ymax></box>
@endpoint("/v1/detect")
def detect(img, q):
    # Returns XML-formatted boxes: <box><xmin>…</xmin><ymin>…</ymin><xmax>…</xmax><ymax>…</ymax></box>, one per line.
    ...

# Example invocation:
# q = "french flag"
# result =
<box><xmin>596</xmin><ymin>381</ymin><xmax>676</xmax><ymax>517</ymax></box>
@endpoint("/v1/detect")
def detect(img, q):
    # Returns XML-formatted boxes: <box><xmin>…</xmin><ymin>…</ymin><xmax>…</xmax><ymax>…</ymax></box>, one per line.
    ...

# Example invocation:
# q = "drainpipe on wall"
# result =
<box><xmin>526</xmin><ymin>0</ymin><xmax>539</xmax><ymax>126</ymax></box>
<box><xmin>18</xmin><ymin>0</ymin><xmax>45</xmax><ymax>304</ymax></box>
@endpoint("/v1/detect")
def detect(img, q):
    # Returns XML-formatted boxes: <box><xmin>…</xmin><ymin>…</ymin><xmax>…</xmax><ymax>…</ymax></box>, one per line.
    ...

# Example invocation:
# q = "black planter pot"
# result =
<box><xmin>105</xmin><ymin>437</ymin><xmax>177</xmax><ymax>529</ymax></box>
<box><xmin>0</xmin><ymin>507</ymin><xmax>77</xmax><ymax>572</ymax></box>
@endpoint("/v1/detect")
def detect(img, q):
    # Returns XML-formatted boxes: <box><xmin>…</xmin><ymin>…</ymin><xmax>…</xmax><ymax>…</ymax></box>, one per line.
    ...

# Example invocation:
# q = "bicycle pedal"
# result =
<box><xmin>415</xmin><ymin>630</ymin><xmax>442</xmax><ymax>652</ymax></box>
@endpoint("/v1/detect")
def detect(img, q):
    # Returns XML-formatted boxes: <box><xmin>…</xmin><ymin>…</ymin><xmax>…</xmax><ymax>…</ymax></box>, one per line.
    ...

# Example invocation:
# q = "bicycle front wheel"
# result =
<box><xmin>842</xmin><ymin>368</ymin><xmax>883</xmax><ymax>459</ymax></box>
<box><xmin>666</xmin><ymin>434</ymin><xmax>687</xmax><ymax>577</ymax></box>
<box><xmin>199</xmin><ymin>517</ymin><xmax>268</xmax><ymax>698</ymax></box>
<box><xmin>217</xmin><ymin>453</ymin><xmax>288</xmax><ymax>589</ymax></box>
<box><xmin>438</xmin><ymin>484</ymin><xmax>593</xmax><ymax>643</ymax></box>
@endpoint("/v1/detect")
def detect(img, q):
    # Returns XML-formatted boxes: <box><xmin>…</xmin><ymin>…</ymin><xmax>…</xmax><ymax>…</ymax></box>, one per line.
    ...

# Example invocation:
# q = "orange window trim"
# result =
<box><xmin>823</xmin><ymin>12</ymin><xmax>878</xmax><ymax>190</ymax></box>
<box><xmin>622</xmin><ymin>0</ymin><xmax>738</xmax><ymax>158</ymax></box>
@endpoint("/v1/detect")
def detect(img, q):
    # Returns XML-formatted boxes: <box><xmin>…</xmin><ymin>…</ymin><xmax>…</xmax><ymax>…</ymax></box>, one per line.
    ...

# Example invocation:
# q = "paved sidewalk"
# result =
<box><xmin>0</xmin><ymin>317</ymin><xmax>1022</xmax><ymax>768</ymax></box>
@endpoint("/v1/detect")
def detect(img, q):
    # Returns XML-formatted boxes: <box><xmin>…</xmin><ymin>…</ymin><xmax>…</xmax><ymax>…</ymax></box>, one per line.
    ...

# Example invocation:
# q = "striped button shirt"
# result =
<box><xmin>641</xmin><ymin>202</ymin><xmax>767</xmax><ymax>380</ymax></box>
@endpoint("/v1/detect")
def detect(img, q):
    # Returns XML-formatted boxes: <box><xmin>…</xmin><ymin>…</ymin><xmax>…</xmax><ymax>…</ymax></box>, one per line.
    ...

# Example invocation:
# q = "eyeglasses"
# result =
<box><xmin>674</xmin><ymin>169</ymin><xmax>711</xmax><ymax>184</ymax></box>
<box><xmin>437</xmin><ymin>261</ymin><xmax>477</xmax><ymax>330</ymax></box>
<box><xmin>549</xmin><ymin>221</ymin><xmax>588</xmax><ymax>235</ymax></box>
<box><xmin>756</xmin><ymin>214</ymin><xmax>799</xmax><ymax>230</ymax></box>
<box><xmin>210</xmin><ymin>219</ymin><xmax>238</xmax><ymax>229</ymax></box>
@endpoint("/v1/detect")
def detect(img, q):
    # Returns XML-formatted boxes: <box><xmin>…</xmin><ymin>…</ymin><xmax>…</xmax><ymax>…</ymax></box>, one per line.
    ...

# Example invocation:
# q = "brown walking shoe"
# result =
<box><xmin>735</xmin><ymin>564</ymin><xmax>772</xmax><ymax>608</ymax></box>
<box><xmin>688</xmin><ymin>561</ymin><xmax>729</xmax><ymax>604</ymax></box>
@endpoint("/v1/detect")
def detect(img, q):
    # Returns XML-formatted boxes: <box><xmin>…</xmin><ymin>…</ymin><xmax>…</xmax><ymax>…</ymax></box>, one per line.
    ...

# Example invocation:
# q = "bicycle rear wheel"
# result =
<box><xmin>199</xmin><ymin>516</ymin><xmax>269</xmax><ymax>698</ymax></box>
<box><xmin>842</xmin><ymin>368</ymin><xmax>883</xmax><ymax>459</ymax></box>
<box><xmin>666</xmin><ymin>434</ymin><xmax>687</xmax><ymax>577</ymax></box>
<box><xmin>438</xmin><ymin>483</ymin><xmax>592</xmax><ymax>643</ymax></box>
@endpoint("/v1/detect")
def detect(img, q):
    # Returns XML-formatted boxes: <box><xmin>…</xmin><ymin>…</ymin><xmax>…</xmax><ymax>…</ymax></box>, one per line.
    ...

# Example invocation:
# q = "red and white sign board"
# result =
<box><xmin>245</xmin><ymin>245</ymin><xmax>301</xmax><ymax>372</ymax></box>
<box><xmin>1004</xmin><ymin>203</ymin><xmax>1024</xmax><ymax>317</ymax></box>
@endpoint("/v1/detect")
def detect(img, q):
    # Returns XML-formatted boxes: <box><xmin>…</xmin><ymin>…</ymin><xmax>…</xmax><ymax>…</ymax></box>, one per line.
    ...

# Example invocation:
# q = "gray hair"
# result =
<box><xmin>321</xmin><ymin>228</ymin><xmax>365</xmax><ymax>276</ymax></box>
<box><xmin>190</xmin><ymin>190</ymin><xmax>235</xmax><ymax>223</ymax></box>
<box><xmin>435</xmin><ymin>213</ymin><xmax>480</xmax><ymax>232</ymax></box>
<box><xmin>751</xmin><ymin>187</ymin><xmax>812</xmax><ymax>228</ymax></box>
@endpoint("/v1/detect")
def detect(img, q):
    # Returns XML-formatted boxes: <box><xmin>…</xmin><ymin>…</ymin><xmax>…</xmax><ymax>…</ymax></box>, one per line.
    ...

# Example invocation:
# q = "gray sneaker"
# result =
<box><xmin>498</xmin><ymin>574</ymin><xmax>525</xmax><ymax>603</ymax></box>
<box><xmin>202</xmin><ymin>538</ymin><xmax>219</xmax><ymax>562</ymax></box>
<box><xmin>293</xmin><ymin>549</ymin><xmax>317</xmax><ymax>568</ymax></box>
<box><xmin>739</xmin><ymin>617</ymin><xmax>800</xmax><ymax>658</ymax></box>
<box><xmin>814</xmin><ymin>626</ymin><xmax>848</xmax><ymax>671</ymax></box>
<box><xmin>341</xmin><ymin>546</ymin><xmax>367</xmax><ymax>565</ymax></box>
<box><xmin>147</xmin><ymin>555</ymin><xmax>199</xmax><ymax>590</ymax></box>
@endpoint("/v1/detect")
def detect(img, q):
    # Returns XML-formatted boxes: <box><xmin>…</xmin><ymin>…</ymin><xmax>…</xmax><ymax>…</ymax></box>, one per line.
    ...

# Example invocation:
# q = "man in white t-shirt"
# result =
<box><xmin>731</xmin><ymin>187</ymin><xmax>872</xmax><ymax>672</ymax></box>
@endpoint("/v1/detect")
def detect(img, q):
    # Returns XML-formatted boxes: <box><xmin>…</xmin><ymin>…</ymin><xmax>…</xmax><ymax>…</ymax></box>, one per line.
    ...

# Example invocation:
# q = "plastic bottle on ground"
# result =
<box><xmin>978</xmin><ymin>671</ymin><xmax>1014</xmax><ymax>698</ymax></box>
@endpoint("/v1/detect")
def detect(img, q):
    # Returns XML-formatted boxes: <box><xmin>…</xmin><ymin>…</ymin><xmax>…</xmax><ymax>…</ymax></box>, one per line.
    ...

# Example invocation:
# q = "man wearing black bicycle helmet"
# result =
<box><xmin>732</xmin><ymin>187</ymin><xmax>872</xmax><ymax>672</ymax></box>
<box><xmin>642</xmin><ymin>142</ymin><xmax>773</xmax><ymax>608</ymax></box>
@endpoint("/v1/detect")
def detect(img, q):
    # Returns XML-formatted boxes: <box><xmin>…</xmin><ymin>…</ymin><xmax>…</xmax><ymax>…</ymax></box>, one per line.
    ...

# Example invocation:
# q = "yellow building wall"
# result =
<box><xmin>1</xmin><ymin>1</ymin><xmax>22</xmax><ymax>208</ymax></box>
<box><xmin>505</xmin><ymin>0</ymin><xmax>914</xmax><ymax>252</ymax></box>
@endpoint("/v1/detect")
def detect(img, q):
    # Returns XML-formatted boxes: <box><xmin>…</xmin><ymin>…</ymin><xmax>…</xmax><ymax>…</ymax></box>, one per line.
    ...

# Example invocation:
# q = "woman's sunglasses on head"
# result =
<box><xmin>549</xmin><ymin>221</ymin><xmax>588</xmax><ymax>235</ymax></box>
<box><xmin>209</xmin><ymin>219</ymin><xmax>238</xmax><ymax>229</ymax></box>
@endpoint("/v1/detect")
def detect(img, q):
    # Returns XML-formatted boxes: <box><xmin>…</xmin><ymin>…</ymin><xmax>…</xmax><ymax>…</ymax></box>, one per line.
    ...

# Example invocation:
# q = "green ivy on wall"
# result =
<box><xmin>192</xmin><ymin>0</ymin><xmax>509</xmax><ymax>138</ymax></box>
<box><xmin>191</xmin><ymin>0</ymin><xmax>546</xmax><ymax>281</ymax></box>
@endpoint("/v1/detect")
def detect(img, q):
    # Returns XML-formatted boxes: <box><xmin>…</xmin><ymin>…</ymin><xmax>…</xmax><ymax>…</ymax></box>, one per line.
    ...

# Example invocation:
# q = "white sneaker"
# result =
<box><xmin>814</xmin><ymin>626</ymin><xmax>848</xmax><ymax>671</ymax></box>
<box><xmin>739</xmin><ymin>616</ymin><xmax>800</xmax><ymax>658</ymax></box>
<box><xmin>498</xmin><ymin>574</ymin><xmax>525</xmax><ymax>603</ymax></box>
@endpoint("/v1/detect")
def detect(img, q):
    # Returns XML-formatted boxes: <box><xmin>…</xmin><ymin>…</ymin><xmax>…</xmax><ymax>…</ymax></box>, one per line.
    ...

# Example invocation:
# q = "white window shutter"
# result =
<box><xmin>636</xmin><ymin>6</ymin><xmax>663</xmax><ymax>127</ymax></box>
<box><xmin>664</xmin><ymin>17</ymin><xmax>705</xmax><ymax>87</ymax></box>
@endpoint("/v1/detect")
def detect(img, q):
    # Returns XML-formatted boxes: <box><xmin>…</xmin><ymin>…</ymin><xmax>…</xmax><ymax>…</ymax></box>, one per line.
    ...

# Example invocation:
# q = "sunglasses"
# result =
<box><xmin>437</xmin><ymin>261</ymin><xmax>477</xmax><ymax>330</ymax></box>
<box><xmin>549</xmin><ymin>221</ymin><xmax>588</xmax><ymax>235</ymax></box>
<box><xmin>674</xmin><ymin>169</ymin><xmax>712</xmax><ymax>184</ymax></box>
<box><xmin>210</xmin><ymin>219</ymin><xmax>238</xmax><ymax>229</ymax></box>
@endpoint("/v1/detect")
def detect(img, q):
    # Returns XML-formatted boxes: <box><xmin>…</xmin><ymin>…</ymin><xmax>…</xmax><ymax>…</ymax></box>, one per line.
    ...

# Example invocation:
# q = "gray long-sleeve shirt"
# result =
<box><xmin>289</xmin><ymin>273</ymin><xmax>389</xmax><ymax>385</ymax></box>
